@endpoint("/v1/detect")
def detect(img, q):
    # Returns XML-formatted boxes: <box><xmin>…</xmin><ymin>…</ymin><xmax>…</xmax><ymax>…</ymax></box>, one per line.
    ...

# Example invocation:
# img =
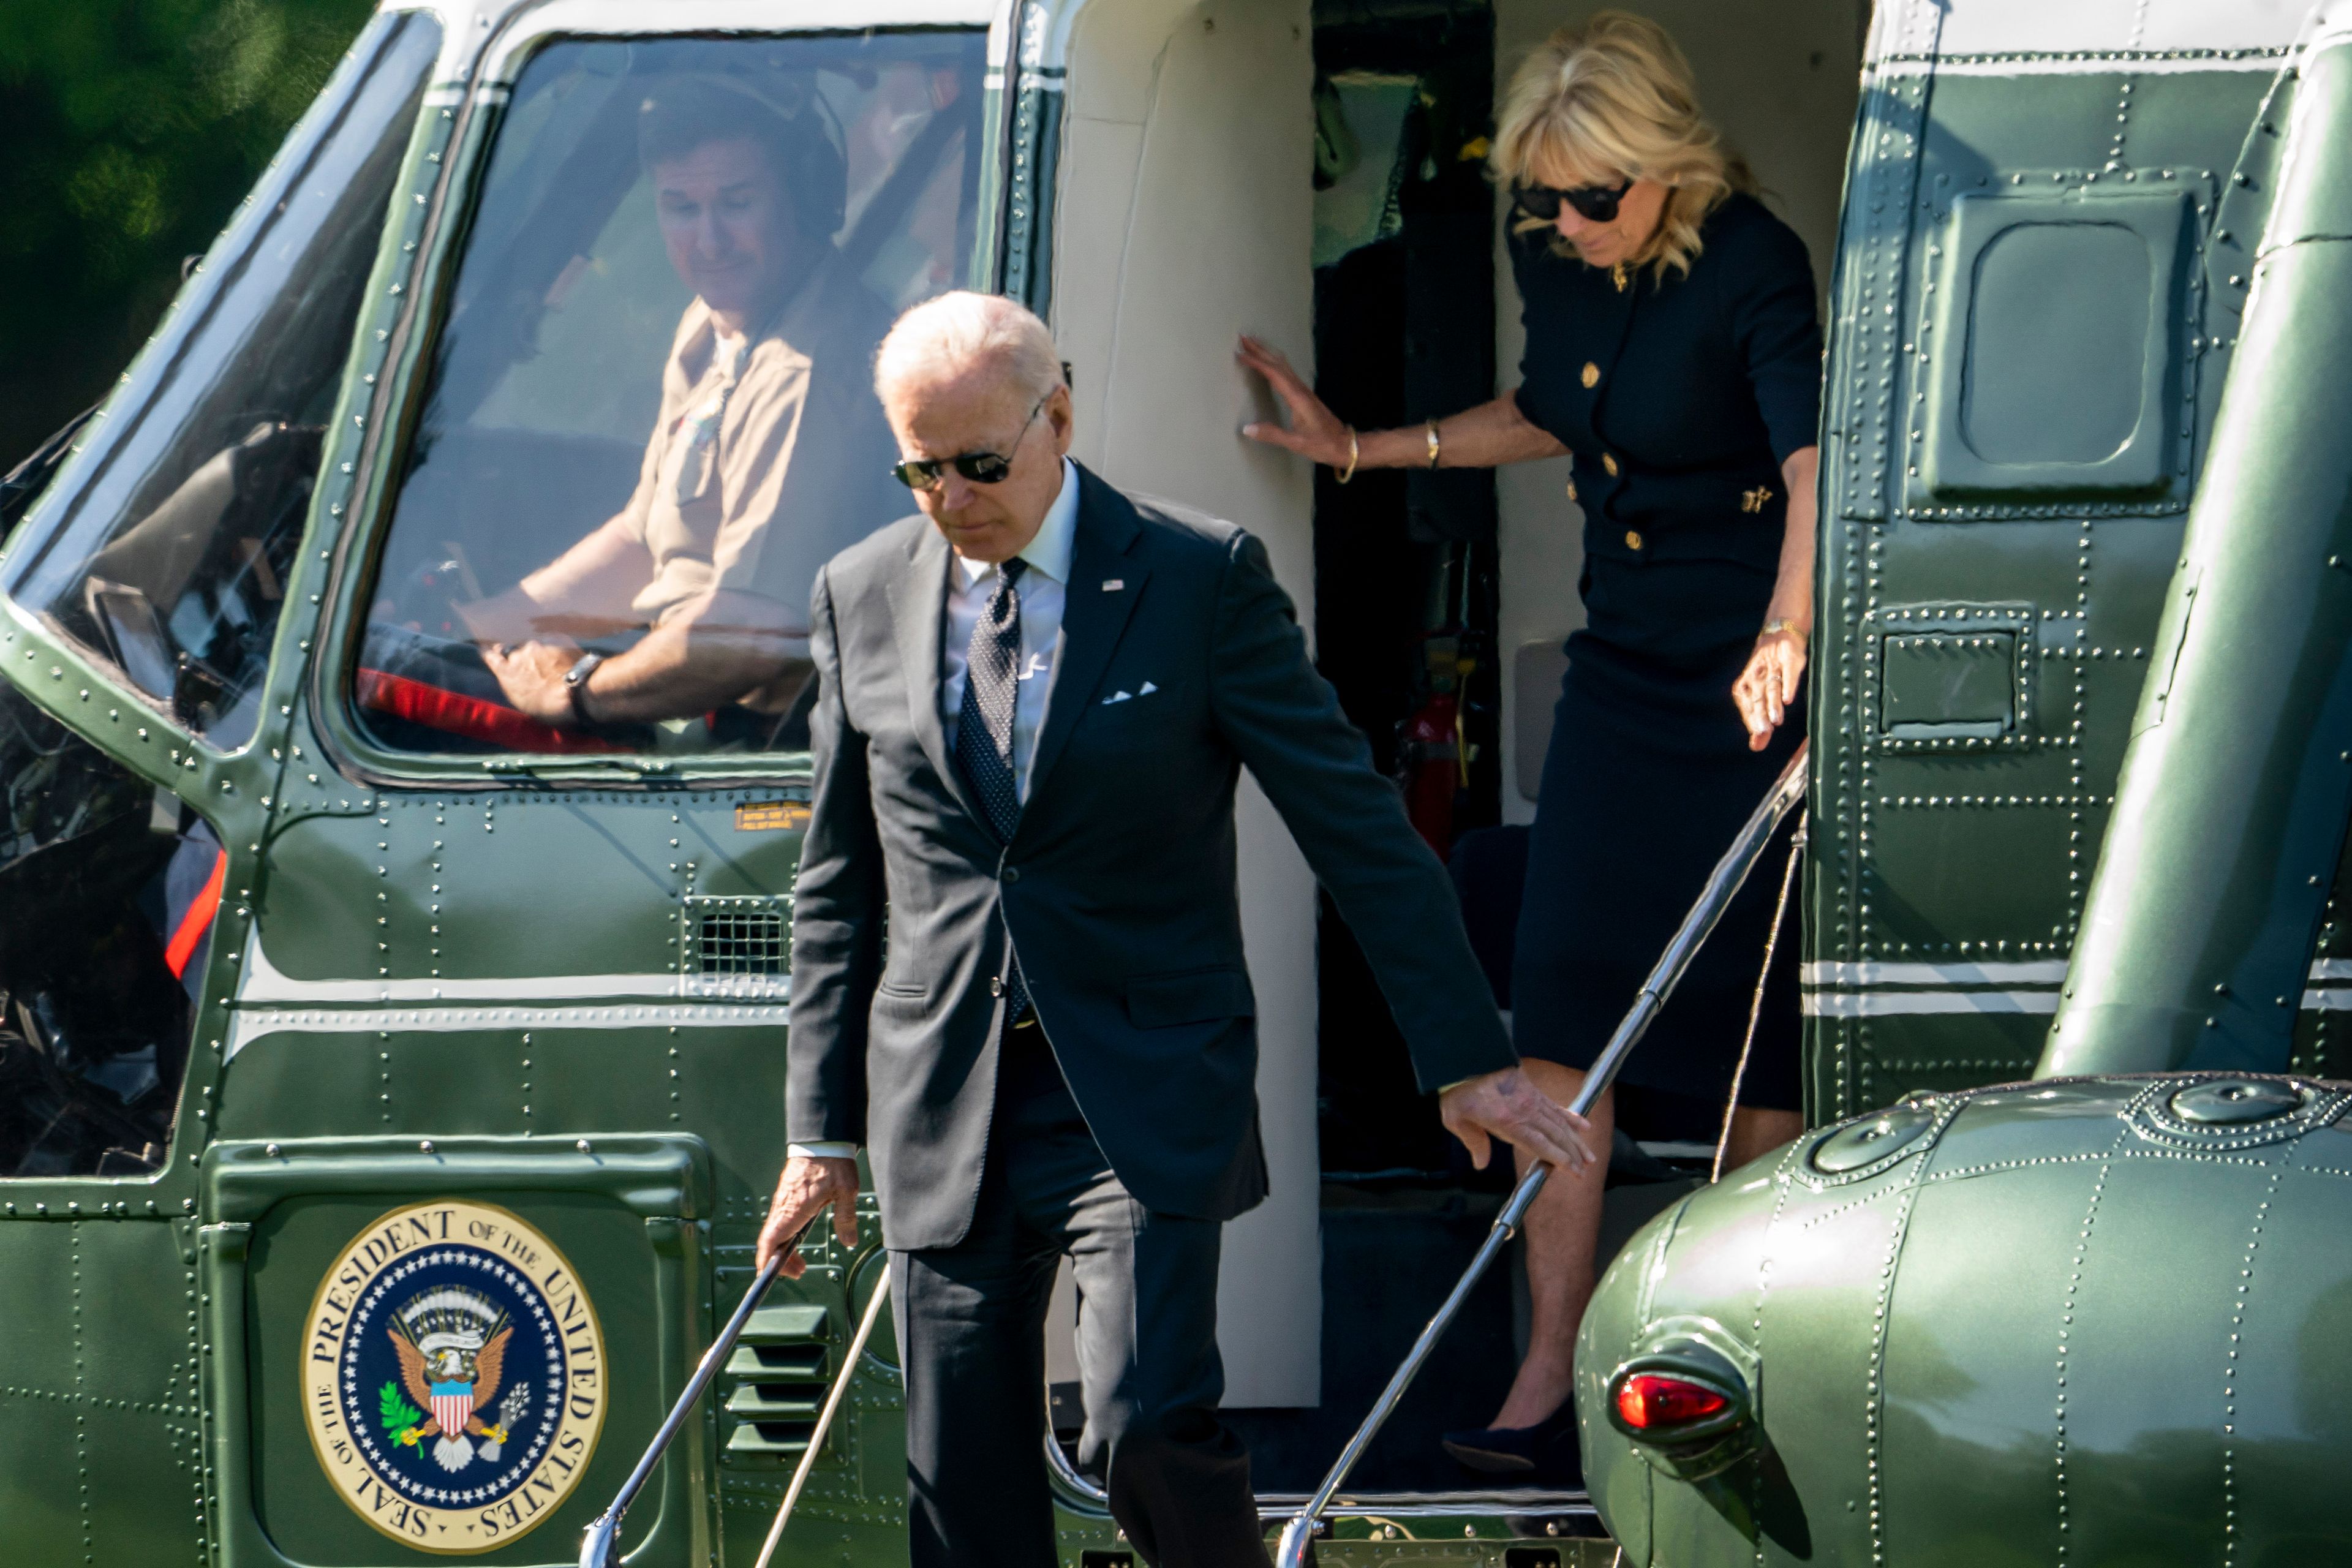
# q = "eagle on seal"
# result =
<box><xmin>389</xmin><ymin>1287</ymin><xmax>516</xmax><ymax>1472</ymax></box>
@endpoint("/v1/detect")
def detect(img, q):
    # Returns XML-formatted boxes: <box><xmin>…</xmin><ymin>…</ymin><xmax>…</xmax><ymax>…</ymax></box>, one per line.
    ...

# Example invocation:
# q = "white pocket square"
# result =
<box><xmin>1102</xmin><ymin>690</ymin><xmax>1131</xmax><ymax>704</ymax></box>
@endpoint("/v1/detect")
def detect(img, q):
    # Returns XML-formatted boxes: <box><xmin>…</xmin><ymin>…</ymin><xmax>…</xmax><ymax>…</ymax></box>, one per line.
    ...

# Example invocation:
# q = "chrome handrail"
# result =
<box><xmin>1272</xmin><ymin>741</ymin><xmax>1808</xmax><ymax>1566</ymax></box>
<box><xmin>579</xmin><ymin>1250</ymin><xmax>787</xmax><ymax>1568</ymax></box>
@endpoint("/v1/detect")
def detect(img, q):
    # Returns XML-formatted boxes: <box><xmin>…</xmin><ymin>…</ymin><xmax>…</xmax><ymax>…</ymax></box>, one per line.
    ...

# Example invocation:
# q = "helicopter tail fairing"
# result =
<box><xmin>2045</xmin><ymin>18</ymin><xmax>2352</xmax><ymax>1080</ymax></box>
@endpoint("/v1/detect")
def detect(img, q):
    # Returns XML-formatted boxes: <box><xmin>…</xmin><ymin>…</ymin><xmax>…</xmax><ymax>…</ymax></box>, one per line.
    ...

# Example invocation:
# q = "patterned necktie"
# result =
<box><xmin>956</xmin><ymin>559</ymin><xmax>1029</xmax><ymax>1016</ymax></box>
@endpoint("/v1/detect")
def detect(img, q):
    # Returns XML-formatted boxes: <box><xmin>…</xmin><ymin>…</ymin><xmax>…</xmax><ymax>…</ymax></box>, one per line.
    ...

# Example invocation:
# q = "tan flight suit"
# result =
<box><xmin>614</xmin><ymin>249</ymin><xmax>901</xmax><ymax>712</ymax></box>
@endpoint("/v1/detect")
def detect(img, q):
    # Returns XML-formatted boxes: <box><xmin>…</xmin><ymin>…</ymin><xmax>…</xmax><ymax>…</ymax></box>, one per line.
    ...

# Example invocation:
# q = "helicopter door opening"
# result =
<box><xmin>0</xmin><ymin>688</ymin><xmax>214</xmax><ymax>1177</ymax></box>
<box><xmin>0</xmin><ymin>9</ymin><xmax>435</xmax><ymax>1179</ymax></box>
<box><xmin>1047</xmin><ymin>0</ymin><xmax>1858</xmax><ymax>1497</ymax></box>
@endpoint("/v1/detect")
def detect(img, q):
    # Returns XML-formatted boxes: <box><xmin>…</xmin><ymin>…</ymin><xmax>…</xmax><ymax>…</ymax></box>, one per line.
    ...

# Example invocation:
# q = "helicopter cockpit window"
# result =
<box><xmin>0</xmin><ymin>13</ymin><xmax>439</xmax><ymax>753</ymax></box>
<box><xmin>353</xmin><ymin>32</ymin><xmax>985</xmax><ymax>760</ymax></box>
<box><xmin>0</xmin><ymin>684</ymin><xmax>218</xmax><ymax>1177</ymax></box>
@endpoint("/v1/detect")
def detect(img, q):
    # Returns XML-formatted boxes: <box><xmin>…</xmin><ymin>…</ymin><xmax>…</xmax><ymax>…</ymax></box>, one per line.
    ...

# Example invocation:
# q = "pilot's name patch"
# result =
<box><xmin>734</xmin><ymin>799</ymin><xmax>810</xmax><ymax>832</ymax></box>
<box><xmin>302</xmin><ymin>1200</ymin><xmax>605</xmax><ymax>1554</ymax></box>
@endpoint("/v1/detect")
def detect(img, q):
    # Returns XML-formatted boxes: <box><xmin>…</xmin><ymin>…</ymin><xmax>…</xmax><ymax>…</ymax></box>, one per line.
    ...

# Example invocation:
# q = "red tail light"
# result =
<box><xmin>1615</xmin><ymin>1373</ymin><xmax>1730</xmax><ymax>1430</ymax></box>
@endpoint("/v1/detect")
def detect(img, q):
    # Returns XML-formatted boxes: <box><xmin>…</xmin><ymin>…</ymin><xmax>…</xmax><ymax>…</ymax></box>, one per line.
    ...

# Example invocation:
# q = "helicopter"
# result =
<box><xmin>0</xmin><ymin>0</ymin><xmax>2338</xmax><ymax>1564</ymax></box>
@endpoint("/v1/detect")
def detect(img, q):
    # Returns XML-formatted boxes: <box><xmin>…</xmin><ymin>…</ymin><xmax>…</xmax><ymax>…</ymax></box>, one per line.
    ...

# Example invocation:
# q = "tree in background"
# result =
<box><xmin>0</xmin><ymin>0</ymin><xmax>377</xmax><ymax>467</ymax></box>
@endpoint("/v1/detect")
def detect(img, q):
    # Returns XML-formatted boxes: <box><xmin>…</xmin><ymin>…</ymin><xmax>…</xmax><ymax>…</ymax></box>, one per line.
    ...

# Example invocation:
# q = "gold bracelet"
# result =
<box><xmin>1761</xmin><ymin>617</ymin><xmax>1804</xmax><ymax>639</ymax></box>
<box><xmin>1335</xmin><ymin>426</ymin><xmax>1360</xmax><ymax>484</ymax></box>
<box><xmin>1425</xmin><ymin>419</ymin><xmax>1442</xmax><ymax>470</ymax></box>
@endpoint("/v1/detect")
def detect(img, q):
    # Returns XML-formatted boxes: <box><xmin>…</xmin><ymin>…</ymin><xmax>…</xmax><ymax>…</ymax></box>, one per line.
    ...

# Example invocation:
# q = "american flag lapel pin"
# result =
<box><xmin>1102</xmin><ymin>578</ymin><xmax>1124</xmax><ymax>591</ymax></box>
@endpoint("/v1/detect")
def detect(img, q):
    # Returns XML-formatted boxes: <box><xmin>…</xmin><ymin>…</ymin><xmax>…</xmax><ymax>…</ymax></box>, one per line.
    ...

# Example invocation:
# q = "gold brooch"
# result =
<box><xmin>1611</xmin><ymin>262</ymin><xmax>1629</xmax><ymax>292</ymax></box>
<box><xmin>1741</xmin><ymin>486</ymin><xmax>1774</xmax><ymax>513</ymax></box>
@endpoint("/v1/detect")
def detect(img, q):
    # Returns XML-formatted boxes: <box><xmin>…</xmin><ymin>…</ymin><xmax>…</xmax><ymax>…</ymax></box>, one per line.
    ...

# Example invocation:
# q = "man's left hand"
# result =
<box><xmin>484</xmin><ymin>639</ymin><xmax>581</xmax><ymax>725</ymax></box>
<box><xmin>1439</xmin><ymin>1066</ymin><xmax>1596</xmax><ymax>1173</ymax></box>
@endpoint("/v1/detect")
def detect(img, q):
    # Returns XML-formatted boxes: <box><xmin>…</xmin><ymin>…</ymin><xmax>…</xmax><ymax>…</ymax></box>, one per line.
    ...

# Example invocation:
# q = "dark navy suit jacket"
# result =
<box><xmin>785</xmin><ymin>464</ymin><xmax>1517</xmax><ymax>1249</ymax></box>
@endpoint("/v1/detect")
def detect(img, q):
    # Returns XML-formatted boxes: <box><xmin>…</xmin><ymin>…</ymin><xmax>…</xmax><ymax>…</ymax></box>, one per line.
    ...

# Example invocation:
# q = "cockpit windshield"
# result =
<box><xmin>350</xmin><ymin>31</ymin><xmax>986</xmax><ymax>760</ymax></box>
<box><xmin>0</xmin><ymin>13</ymin><xmax>439</xmax><ymax>753</ymax></box>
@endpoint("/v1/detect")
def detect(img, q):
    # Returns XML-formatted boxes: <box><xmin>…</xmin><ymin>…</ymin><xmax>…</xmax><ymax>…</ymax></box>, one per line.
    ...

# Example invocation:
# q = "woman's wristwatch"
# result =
<box><xmin>565</xmin><ymin>652</ymin><xmax>606</xmax><ymax>726</ymax></box>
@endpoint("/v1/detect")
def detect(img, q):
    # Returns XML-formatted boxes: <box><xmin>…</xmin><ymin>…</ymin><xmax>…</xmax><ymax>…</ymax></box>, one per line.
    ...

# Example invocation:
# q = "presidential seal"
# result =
<box><xmin>303</xmin><ymin>1200</ymin><xmax>606</xmax><ymax>1553</ymax></box>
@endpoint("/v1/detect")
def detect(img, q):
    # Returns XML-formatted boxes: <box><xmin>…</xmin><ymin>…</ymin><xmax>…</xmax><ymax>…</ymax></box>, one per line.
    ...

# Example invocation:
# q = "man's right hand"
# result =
<box><xmin>756</xmin><ymin>1155</ymin><xmax>862</xmax><ymax>1277</ymax></box>
<box><xmin>1438</xmin><ymin>1067</ymin><xmax>1597</xmax><ymax>1175</ymax></box>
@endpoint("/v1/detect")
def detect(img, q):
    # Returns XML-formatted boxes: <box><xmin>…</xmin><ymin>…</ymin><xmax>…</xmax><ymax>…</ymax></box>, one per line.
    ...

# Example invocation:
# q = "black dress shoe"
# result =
<box><xmin>1442</xmin><ymin>1401</ymin><xmax>1582</xmax><ymax>1483</ymax></box>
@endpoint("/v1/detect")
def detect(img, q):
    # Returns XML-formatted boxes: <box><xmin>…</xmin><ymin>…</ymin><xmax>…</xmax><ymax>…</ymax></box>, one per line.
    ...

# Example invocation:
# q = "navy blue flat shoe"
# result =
<box><xmin>1442</xmin><ymin>1403</ymin><xmax>1582</xmax><ymax>1482</ymax></box>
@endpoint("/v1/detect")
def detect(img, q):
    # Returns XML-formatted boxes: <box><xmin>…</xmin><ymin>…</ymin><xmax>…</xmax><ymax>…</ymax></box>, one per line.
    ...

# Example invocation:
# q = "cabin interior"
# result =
<box><xmin>1044</xmin><ymin>0</ymin><xmax>1862</xmax><ymax>1492</ymax></box>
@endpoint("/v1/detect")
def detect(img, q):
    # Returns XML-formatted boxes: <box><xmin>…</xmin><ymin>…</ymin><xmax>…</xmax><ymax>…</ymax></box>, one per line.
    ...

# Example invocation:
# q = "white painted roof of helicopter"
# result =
<box><xmin>372</xmin><ymin>0</ymin><xmax>2352</xmax><ymax>91</ymax></box>
<box><xmin>1868</xmin><ymin>0</ymin><xmax>2337</xmax><ymax>70</ymax></box>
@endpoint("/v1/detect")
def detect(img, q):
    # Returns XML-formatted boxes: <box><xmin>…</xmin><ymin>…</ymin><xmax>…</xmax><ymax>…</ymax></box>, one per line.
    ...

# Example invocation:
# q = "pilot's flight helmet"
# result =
<box><xmin>637</xmin><ymin>74</ymin><xmax>850</xmax><ymax>240</ymax></box>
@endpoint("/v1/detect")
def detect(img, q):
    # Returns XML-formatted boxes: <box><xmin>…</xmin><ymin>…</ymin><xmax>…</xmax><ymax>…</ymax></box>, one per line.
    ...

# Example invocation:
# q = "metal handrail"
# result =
<box><xmin>579</xmin><ymin>1250</ymin><xmax>787</xmax><ymax>1568</ymax></box>
<box><xmin>1273</xmin><ymin>741</ymin><xmax>1808</xmax><ymax>1566</ymax></box>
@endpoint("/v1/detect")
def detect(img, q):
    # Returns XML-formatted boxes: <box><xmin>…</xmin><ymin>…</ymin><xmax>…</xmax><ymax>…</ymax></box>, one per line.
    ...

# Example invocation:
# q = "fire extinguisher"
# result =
<box><xmin>1398</xmin><ymin>687</ymin><xmax>1460</xmax><ymax>856</ymax></box>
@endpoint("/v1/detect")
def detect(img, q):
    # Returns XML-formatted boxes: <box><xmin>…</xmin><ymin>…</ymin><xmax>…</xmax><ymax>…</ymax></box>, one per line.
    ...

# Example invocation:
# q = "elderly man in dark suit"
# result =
<box><xmin>756</xmin><ymin>291</ymin><xmax>1590</xmax><ymax>1568</ymax></box>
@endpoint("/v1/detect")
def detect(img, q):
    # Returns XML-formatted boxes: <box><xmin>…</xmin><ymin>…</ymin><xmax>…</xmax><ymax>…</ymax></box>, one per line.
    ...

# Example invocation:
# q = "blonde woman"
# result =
<box><xmin>1240</xmin><ymin>12</ymin><xmax>1818</xmax><ymax>1479</ymax></box>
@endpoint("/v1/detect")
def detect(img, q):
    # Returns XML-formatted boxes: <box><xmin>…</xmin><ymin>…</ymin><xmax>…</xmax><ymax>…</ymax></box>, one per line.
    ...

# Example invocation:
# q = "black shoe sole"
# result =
<box><xmin>1441</xmin><ymin>1438</ymin><xmax>1538</xmax><ymax>1474</ymax></box>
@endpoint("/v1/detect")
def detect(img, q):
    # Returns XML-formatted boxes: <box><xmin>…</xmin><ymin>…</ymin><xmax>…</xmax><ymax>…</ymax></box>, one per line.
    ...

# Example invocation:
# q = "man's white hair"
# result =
<box><xmin>873</xmin><ymin>290</ymin><xmax>1063</xmax><ymax>407</ymax></box>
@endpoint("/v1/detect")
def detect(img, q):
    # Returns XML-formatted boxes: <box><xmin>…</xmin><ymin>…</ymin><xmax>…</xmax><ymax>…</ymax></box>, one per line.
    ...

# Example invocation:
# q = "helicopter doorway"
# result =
<box><xmin>1253</xmin><ymin>0</ymin><xmax>1858</xmax><ymax>1496</ymax></box>
<box><xmin>1042</xmin><ymin>0</ymin><xmax>1859</xmax><ymax>1498</ymax></box>
<box><xmin>1257</xmin><ymin>0</ymin><xmax>1861</xmax><ymax>1496</ymax></box>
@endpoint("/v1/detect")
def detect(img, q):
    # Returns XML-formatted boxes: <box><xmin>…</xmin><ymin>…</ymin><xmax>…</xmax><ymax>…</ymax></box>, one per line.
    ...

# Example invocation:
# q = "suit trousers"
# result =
<box><xmin>892</xmin><ymin>1021</ymin><xmax>1268</xmax><ymax>1568</ymax></box>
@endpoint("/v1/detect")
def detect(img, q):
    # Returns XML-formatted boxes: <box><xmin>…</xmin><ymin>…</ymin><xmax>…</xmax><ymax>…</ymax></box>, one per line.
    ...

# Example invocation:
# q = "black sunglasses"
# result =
<box><xmin>889</xmin><ymin>393</ymin><xmax>1050</xmax><ymax>491</ymax></box>
<box><xmin>1515</xmin><ymin>179</ymin><xmax>1633</xmax><ymax>224</ymax></box>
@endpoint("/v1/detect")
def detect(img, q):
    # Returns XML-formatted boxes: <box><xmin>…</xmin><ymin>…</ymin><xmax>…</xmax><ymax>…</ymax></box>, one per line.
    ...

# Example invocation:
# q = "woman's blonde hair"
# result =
<box><xmin>1490</xmin><ymin>12</ymin><xmax>1754</xmax><ymax>280</ymax></box>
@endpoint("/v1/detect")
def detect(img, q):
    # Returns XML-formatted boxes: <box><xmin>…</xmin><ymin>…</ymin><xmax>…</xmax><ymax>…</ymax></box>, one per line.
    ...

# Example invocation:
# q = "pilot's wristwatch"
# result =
<box><xmin>565</xmin><ymin>652</ymin><xmax>606</xmax><ymax>726</ymax></box>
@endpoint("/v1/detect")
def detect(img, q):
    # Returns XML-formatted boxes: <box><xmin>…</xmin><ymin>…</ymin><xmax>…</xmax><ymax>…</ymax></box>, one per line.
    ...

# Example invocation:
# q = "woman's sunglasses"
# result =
<box><xmin>889</xmin><ymin>392</ymin><xmax>1050</xmax><ymax>490</ymax></box>
<box><xmin>1515</xmin><ymin>179</ymin><xmax>1633</xmax><ymax>224</ymax></box>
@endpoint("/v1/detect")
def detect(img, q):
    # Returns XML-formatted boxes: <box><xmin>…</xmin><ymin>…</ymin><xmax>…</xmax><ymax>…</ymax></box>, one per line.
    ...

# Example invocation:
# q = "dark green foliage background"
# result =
<box><xmin>0</xmin><ymin>1</ymin><xmax>377</xmax><ymax>469</ymax></box>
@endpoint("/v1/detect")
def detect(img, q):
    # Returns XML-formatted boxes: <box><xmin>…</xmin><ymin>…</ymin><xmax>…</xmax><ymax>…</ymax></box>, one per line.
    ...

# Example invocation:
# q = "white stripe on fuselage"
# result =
<box><xmin>1804</xmin><ymin>989</ymin><xmax>2061</xmax><ymax>1017</ymax></box>
<box><xmin>1804</xmin><ymin>958</ymin><xmax>2352</xmax><ymax>1016</ymax></box>
<box><xmin>235</xmin><ymin>934</ymin><xmax>786</xmax><ymax>1005</ymax></box>
<box><xmin>223</xmin><ymin>1000</ymin><xmax>793</xmax><ymax>1057</ymax></box>
<box><xmin>224</xmin><ymin>933</ymin><xmax>789</xmax><ymax>1057</ymax></box>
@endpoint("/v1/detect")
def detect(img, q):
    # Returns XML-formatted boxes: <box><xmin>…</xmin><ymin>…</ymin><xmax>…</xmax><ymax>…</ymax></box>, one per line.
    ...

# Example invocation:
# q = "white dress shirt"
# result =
<box><xmin>789</xmin><ymin>458</ymin><xmax>1079</xmax><ymax>1164</ymax></box>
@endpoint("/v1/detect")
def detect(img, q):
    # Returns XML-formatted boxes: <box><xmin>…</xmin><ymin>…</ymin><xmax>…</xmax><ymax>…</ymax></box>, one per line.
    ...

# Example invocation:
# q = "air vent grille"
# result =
<box><xmin>682</xmin><ymin>895</ymin><xmax>791</xmax><ymax>976</ymax></box>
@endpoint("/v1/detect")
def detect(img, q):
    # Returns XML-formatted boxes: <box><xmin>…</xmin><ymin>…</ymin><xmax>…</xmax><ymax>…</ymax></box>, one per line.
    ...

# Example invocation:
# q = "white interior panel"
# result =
<box><xmin>1054</xmin><ymin>0</ymin><xmax>1320</xmax><ymax>1408</ymax></box>
<box><xmin>1492</xmin><ymin>0</ymin><xmax>1861</xmax><ymax>821</ymax></box>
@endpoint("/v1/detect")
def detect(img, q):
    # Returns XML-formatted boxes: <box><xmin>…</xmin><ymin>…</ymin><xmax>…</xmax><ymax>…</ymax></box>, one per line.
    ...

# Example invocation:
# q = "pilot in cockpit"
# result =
<box><xmin>363</xmin><ymin>76</ymin><xmax>900</xmax><ymax>750</ymax></box>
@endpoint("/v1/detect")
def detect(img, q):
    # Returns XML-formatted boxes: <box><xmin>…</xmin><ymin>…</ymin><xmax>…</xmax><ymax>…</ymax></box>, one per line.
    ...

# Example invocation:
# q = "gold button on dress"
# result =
<box><xmin>1624</xmin><ymin>530</ymin><xmax>1644</xmax><ymax>551</ymax></box>
<box><xmin>1602</xmin><ymin>453</ymin><xmax>1619</xmax><ymax>477</ymax></box>
<box><xmin>1581</xmin><ymin>361</ymin><xmax>1600</xmax><ymax>388</ymax></box>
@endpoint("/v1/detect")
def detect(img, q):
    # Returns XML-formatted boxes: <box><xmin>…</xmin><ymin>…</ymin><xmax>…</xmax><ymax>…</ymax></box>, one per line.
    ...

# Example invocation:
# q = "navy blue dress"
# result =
<box><xmin>1506</xmin><ymin>192</ymin><xmax>1820</xmax><ymax>1112</ymax></box>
